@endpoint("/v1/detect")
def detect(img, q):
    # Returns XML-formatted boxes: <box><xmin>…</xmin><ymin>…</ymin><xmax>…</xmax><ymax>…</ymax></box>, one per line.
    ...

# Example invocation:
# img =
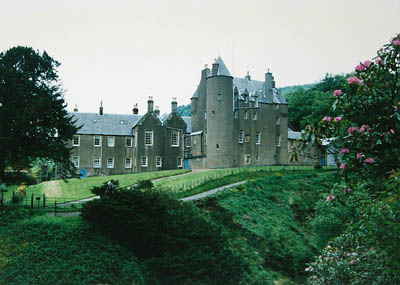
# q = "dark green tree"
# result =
<box><xmin>0</xmin><ymin>46</ymin><xmax>78</xmax><ymax>180</ymax></box>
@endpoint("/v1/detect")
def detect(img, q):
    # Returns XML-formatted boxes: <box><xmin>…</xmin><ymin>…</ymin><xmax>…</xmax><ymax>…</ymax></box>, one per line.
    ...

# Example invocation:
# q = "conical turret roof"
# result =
<box><xmin>215</xmin><ymin>56</ymin><xmax>232</xmax><ymax>76</ymax></box>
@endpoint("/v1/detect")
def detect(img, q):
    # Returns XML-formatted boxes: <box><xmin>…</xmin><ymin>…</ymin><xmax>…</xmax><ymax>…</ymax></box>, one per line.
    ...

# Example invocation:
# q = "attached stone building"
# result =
<box><xmin>186</xmin><ymin>57</ymin><xmax>289</xmax><ymax>169</ymax></box>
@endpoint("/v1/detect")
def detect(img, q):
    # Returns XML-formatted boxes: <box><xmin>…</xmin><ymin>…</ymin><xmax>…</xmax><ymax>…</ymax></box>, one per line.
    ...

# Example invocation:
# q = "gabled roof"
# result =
<box><xmin>70</xmin><ymin>112</ymin><xmax>141</xmax><ymax>136</ymax></box>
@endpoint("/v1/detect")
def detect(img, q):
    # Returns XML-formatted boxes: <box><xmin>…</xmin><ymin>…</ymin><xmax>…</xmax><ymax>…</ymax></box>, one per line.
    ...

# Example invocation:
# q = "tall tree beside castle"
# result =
<box><xmin>0</xmin><ymin>46</ymin><xmax>78</xmax><ymax>179</ymax></box>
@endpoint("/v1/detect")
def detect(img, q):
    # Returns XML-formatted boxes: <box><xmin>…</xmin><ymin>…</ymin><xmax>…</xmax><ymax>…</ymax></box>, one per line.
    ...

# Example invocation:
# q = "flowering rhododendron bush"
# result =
<box><xmin>304</xmin><ymin>35</ymin><xmax>400</xmax><ymax>284</ymax></box>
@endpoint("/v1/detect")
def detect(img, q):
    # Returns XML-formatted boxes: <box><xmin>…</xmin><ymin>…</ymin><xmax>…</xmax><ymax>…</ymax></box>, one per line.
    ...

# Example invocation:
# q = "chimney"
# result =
<box><xmin>73</xmin><ymin>104</ymin><xmax>78</xmax><ymax>112</ymax></box>
<box><xmin>99</xmin><ymin>101</ymin><xmax>103</xmax><ymax>115</ymax></box>
<box><xmin>171</xmin><ymin>97</ymin><xmax>177</xmax><ymax>114</ymax></box>
<box><xmin>211</xmin><ymin>59</ymin><xmax>219</xmax><ymax>76</ymax></box>
<box><xmin>132</xmin><ymin>103</ymin><xmax>139</xmax><ymax>115</ymax></box>
<box><xmin>265</xmin><ymin>69</ymin><xmax>273</xmax><ymax>102</ymax></box>
<box><xmin>201</xmin><ymin>64</ymin><xmax>210</xmax><ymax>80</ymax></box>
<box><xmin>245</xmin><ymin>71</ymin><xmax>251</xmax><ymax>81</ymax></box>
<box><xmin>147</xmin><ymin>96</ymin><xmax>154</xmax><ymax>113</ymax></box>
<box><xmin>154</xmin><ymin>106</ymin><xmax>160</xmax><ymax>116</ymax></box>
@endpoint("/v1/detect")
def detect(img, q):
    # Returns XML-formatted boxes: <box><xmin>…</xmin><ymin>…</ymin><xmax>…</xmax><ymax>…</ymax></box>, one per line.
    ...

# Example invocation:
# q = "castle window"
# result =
<box><xmin>108</xmin><ymin>136</ymin><xmax>115</xmax><ymax>147</ymax></box>
<box><xmin>177</xmin><ymin>157</ymin><xmax>183</xmax><ymax>168</ymax></box>
<box><xmin>107</xmin><ymin>157</ymin><xmax>114</xmax><ymax>168</ymax></box>
<box><xmin>244</xmin><ymin>110</ymin><xmax>248</xmax><ymax>119</ymax></box>
<box><xmin>126</xmin><ymin>138</ymin><xmax>132</xmax><ymax>147</ymax></box>
<box><xmin>217</xmin><ymin>94</ymin><xmax>222</xmax><ymax>100</ymax></box>
<box><xmin>253</xmin><ymin>112</ymin><xmax>257</xmax><ymax>120</ymax></box>
<box><xmin>72</xmin><ymin>136</ymin><xmax>80</xmax><ymax>146</ymax></box>
<box><xmin>245</xmin><ymin>154</ymin><xmax>251</xmax><ymax>165</ymax></box>
<box><xmin>239</xmin><ymin>131</ymin><xmax>244</xmax><ymax>143</ymax></box>
<box><xmin>274</xmin><ymin>104</ymin><xmax>279</xmax><ymax>110</ymax></box>
<box><xmin>72</xmin><ymin>156</ymin><xmax>79</xmax><ymax>168</ymax></box>
<box><xmin>276</xmin><ymin>116</ymin><xmax>281</xmax><ymax>125</ymax></box>
<box><xmin>141</xmin><ymin>156</ymin><xmax>148</xmax><ymax>167</ymax></box>
<box><xmin>93</xmin><ymin>157</ymin><xmax>101</xmax><ymax>168</ymax></box>
<box><xmin>145</xmin><ymin>131</ymin><xmax>153</xmax><ymax>146</ymax></box>
<box><xmin>216</xmin><ymin>144</ymin><xmax>219</xmax><ymax>150</ymax></box>
<box><xmin>255</xmin><ymin>97</ymin><xmax>259</xmax><ymax>107</ymax></box>
<box><xmin>256</xmin><ymin>131</ymin><xmax>261</xmax><ymax>145</ymax></box>
<box><xmin>94</xmin><ymin>136</ymin><xmax>101</xmax><ymax>147</ymax></box>
<box><xmin>156</xmin><ymin>156</ymin><xmax>162</xmax><ymax>167</ymax></box>
<box><xmin>245</xmin><ymin>96</ymin><xmax>249</xmax><ymax>104</ymax></box>
<box><xmin>234</xmin><ymin>110</ymin><xmax>238</xmax><ymax>119</ymax></box>
<box><xmin>245</xmin><ymin>135</ymin><xmax>250</xmax><ymax>143</ymax></box>
<box><xmin>255</xmin><ymin>155</ymin><xmax>260</xmax><ymax>161</ymax></box>
<box><xmin>186</xmin><ymin>137</ymin><xmax>191</xmax><ymax>148</ymax></box>
<box><xmin>212</xmin><ymin>110</ymin><xmax>215</xmax><ymax>116</ymax></box>
<box><xmin>125</xmin><ymin>158</ymin><xmax>132</xmax><ymax>168</ymax></box>
<box><xmin>204</xmin><ymin>111</ymin><xmax>207</xmax><ymax>120</ymax></box>
<box><xmin>171</xmin><ymin>131</ymin><xmax>179</xmax><ymax>147</ymax></box>
<box><xmin>277</xmin><ymin>135</ymin><xmax>281</xmax><ymax>147</ymax></box>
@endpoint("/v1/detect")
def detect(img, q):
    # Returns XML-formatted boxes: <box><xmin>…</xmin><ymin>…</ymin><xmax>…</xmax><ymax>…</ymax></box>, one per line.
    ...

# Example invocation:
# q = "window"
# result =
<box><xmin>107</xmin><ymin>157</ymin><xmax>114</xmax><ymax>168</ymax></box>
<box><xmin>72</xmin><ymin>136</ymin><xmax>80</xmax><ymax>146</ymax></box>
<box><xmin>217</xmin><ymin>93</ymin><xmax>222</xmax><ymax>100</ymax></box>
<box><xmin>94</xmin><ymin>136</ymin><xmax>101</xmax><ymax>147</ymax></box>
<box><xmin>277</xmin><ymin>135</ymin><xmax>281</xmax><ymax>147</ymax></box>
<box><xmin>108</xmin><ymin>136</ymin><xmax>115</xmax><ymax>147</ymax></box>
<box><xmin>245</xmin><ymin>154</ymin><xmax>251</xmax><ymax>165</ymax></box>
<box><xmin>239</xmin><ymin>131</ymin><xmax>244</xmax><ymax>143</ymax></box>
<box><xmin>145</xmin><ymin>131</ymin><xmax>153</xmax><ymax>146</ymax></box>
<box><xmin>211</xmin><ymin>110</ymin><xmax>215</xmax><ymax>116</ymax></box>
<box><xmin>156</xmin><ymin>156</ymin><xmax>162</xmax><ymax>167</ymax></box>
<box><xmin>171</xmin><ymin>130</ymin><xmax>179</xmax><ymax>147</ymax></box>
<box><xmin>256</xmin><ymin>131</ymin><xmax>261</xmax><ymax>145</ymax></box>
<box><xmin>276</xmin><ymin>116</ymin><xmax>281</xmax><ymax>125</ymax></box>
<box><xmin>275</xmin><ymin>104</ymin><xmax>279</xmax><ymax>110</ymax></box>
<box><xmin>204</xmin><ymin>111</ymin><xmax>207</xmax><ymax>120</ymax></box>
<box><xmin>255</xmin><ymin>97</ymin><xmax>259</xmax><ymax>107</ymax></box>
<box><xmin>216</xmin><ymin>144</ymin><xmax>219</xmax><ymax>150</ymax></box>
<box><xmin>177</xmin><ymin>157</ymin><xmax>182</xmax><ymax>167</ymax></box>
<box><xmin>234</xmin><ymin>110</ymin><xmax>238</xmax><ymax>119</ymax></box>
<box><xmin>244</xmin><ymin>110</ymin><xmax>248</xmax><ymax>119</ymax></box>
<box><xmin>255</xmin><ymin>155</ymin><xmax>260</xmax><ymax>161</ymax></box>
<box><xmin>141</xmin><ymin>156</ymin><xmax>148</xmax><ymax>167</ymax></box>
<box><xmin>186</xmin><ymin>137</ymin><xmax>191</xmax><ymax>148</ymax></box>
<box><xmin>245</xmin><ymin>135</ymin><xmax>250</xmax><ymax>143</ymax></box>
<box><xmin>245</xmin><ymin>96</ymin><xmax>249</xmax><ymax>103</ymax></box>
<box><xmin>253</xmin><ymin>112</ymin><xmax>257</xmax><ymax>120</ymax></box>
<box><xmin>93</xmin><ymin>157</ymin><xmax>101</xmax><ymax>168</ymax></box>
<box><xmin>125</xmin><ymin>158</ymin><xmax>132</xmax><ymax>168</ymax></box>
<box><xmin>126</xmin><ymin>137</ymin><xmax>132</xmax><ymax>147</ymax></box>
<box><xmin>72</xmin><ymin>156</ymin><xmax>79</xmax><ymax>167</ymax></box>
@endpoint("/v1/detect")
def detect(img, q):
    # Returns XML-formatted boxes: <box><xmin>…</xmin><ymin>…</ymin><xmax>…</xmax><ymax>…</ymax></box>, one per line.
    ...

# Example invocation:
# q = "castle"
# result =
<box><xmin>69</xmin><ymin>57</ymin><xmax>313</xmax><ymax>177</ymax></box>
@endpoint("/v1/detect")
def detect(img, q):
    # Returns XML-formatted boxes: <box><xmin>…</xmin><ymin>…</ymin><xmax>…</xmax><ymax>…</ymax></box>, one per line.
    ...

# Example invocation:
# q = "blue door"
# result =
<box><xmin>80</xmin><ymin>169</ymin><xmax>87</xmax><ymax>178</ymax></box>
<box><xmin>184</xmin><ymin>159</ymin><xmax>190</xmax><ymax>170</ymax></box>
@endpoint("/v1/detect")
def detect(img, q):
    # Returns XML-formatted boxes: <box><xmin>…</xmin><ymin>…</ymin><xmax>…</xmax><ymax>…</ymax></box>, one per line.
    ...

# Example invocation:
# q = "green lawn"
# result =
<box><xmin>5</xmin><ymin>169</ymin><xmax>189</xmax><ymax>204</ymax></box>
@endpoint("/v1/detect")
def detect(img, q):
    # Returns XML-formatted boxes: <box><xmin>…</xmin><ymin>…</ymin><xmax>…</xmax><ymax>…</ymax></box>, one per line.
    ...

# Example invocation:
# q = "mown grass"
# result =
<box><xmin>0</xmin><ymin>208</ymin><xmax>150</xmax><ymax>284</ymax></box>
<box><xmin>196</xmin><ymin>171</ymin><xmax>337</xmax><ymax>283</ymax></box>
<box><xmin>5</xmin><ymin>169</ymin><xmax>189</xmax><ymax>204</ymax></box>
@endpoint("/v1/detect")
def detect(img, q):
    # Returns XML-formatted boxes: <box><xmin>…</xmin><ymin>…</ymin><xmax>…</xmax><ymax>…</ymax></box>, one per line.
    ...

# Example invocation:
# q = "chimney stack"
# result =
<box><xmin>132</xmin><ymin>103</ymin><xmax>139</xmax><ymax>115</ymax></box>
<box><xmin>99</xmin><ymin>101</ymin><xmax>103</xmax><ymax>115</ymax></box>
<box><xmin>73</xmin><ymin>104</ymin><xmax>78</xmax><ymax>112</ymax></box>
<box><xmin>171</xmin><ymin>97</ymin><xmax>177</xmax><ymax>114</ymax></box>
<box><xmin>211</xmin><ymin>59</ymin><xmax>219</xmax><ymax>76</ymax></box>
<box><xmin>265</xmin><ymin>69</ymin><xmax>273</xmax><ymax>102</ymax></box>
<box><xmin>245</xmin><ymin>71</ymin><xmax>251</xmax><ymax>81</ymax></box>
<box><xmin>147</xmin><ymin>96</ymin><xmax>154</xmax><ymax>113</ymax></box>
<box><xmin>154</xmin><ymin>106</ymin><xmax>160</xmax><ymax>116</ymax></box>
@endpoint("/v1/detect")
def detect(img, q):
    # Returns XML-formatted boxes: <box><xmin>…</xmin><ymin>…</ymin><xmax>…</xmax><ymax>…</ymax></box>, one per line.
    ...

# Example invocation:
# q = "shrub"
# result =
<box><xmin>82</xmin><ymin>187</ymin><xmax>248</xmax><ymax>283</ymax></box>
<box><xmin>90</xmin><ymin>179</ymin><xmax>119</xmax><ymax>197</ymax></box>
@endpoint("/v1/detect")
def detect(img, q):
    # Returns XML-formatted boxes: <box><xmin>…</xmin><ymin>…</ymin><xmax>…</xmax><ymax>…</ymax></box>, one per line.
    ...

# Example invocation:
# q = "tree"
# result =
<box><xmin>0</xmin><ymin>46</ymin><xmax>79</xmax><ymax>180</ymax></box>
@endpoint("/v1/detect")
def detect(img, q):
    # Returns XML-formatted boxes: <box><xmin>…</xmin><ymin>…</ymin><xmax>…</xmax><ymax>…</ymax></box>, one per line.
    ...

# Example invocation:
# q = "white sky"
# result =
<box><xmin>1</xmin><ymin>0</ymin><xmax>399</xmax><ymax>115</ymax></box>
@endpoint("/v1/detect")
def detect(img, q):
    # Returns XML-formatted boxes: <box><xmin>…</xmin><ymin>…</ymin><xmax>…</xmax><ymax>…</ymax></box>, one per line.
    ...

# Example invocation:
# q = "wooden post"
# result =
<box><xmin>43</xmin><ymin>193</ymin><xmax>46</xmax><ymax>208</ymax></box>
<box><xmin>31</xmin><ymin>193</ymin><xmax>33</xmax><ymax>209</ymax></box>
<box><xmin>54</xmin><ymin>200</ymin><xmax>57</xmax><ymax>216</ymax></box>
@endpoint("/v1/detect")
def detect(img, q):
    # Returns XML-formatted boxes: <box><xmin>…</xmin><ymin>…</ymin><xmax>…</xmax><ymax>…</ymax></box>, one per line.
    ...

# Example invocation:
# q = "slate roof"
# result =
<box><xmin>71</xmin><ymin>112</ymin><xmax>192</xmax><ymax>136</ymax></box>
<box><xmin>70</xmin><ymin>112</ymin><xmax>141</xmax><ymax>136</ymax></box>
<box><xmin>191</xmin><ymin>57</ymin><xmax>287</xmax><ymax>104</ymax></box>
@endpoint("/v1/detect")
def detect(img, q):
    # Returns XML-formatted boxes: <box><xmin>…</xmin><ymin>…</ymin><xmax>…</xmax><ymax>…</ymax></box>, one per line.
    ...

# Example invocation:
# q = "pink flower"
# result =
<box><xmin>364</xmin><ymin>157</ymin><xmax>375</xmax><ymax>164</ymax></box>
<box><xmin>333</xmin><ymin>89</ymin><xmax>343</xmax><ymax>97</ymax></box>
<box><xmin>363</xmin><ymin>60</ymin><xmax>371</xmax><ymax>68</ymax></box>
<box><xmin>392</xmin><ymin>39</ymin><xmax>400</xmax><ymax>46</ymax></box>
<box><xmin>355</xmin><ymin>64</ymin><xmax>365</xmax><ymax>72</ymax></box>
<box><xmin>322</xmin><ymin>116</ymin><xmax>332</xmax><ymax>122</ymax></box>
<box><xmin>390</xmin><ymin>129</ymin><xmax>395</xmax><ymax>134</ymax></box>
<box><xmin>326</xmin><ymin>195</ymin><xmax>336</xmax><ymax>201</ymax></box>
<box><xmin>348</xmin><ymin>126</ymin><xmax>357</xmax><ymax>134</ymax></box>
<box><xmin>334</xmin><ymin>116</ymin><xmax>342</xmax><ymax>122</ymax></box>
<box><xmin>340</xmin><ymin>163</ymin><xmax>346</xmax><ymax>169</ymax></box>
<box><xmin>348</xmin><ymin>76</ymin><xmax>362</xmax><ymax>85</ymax></box>
<box><xmin>375</xmin><ymin>57</ymin><xmax>382</xmax><ymax>65</ymax></box>
<box><xmin>356</xmin><ymin>152</ymin><xmax>363</xmax><ymax>159</ymax></box>
<box><xmin>350</xmin><ymin>260</ymin><xmax>355</xmax><ymax>264</ymax></box>
<box><xmin>344</xmin><ymin>188</ymin><xmax>351</xmax><ymax>193</ymax></box>
<box><xmin>339</xmin><ymin>148</ymin><xmax>350</xmax><ymax>154</ymax></box>
<box><xmin>305</xmin><ymin>125</ymin><xmax>312</xmax><ymax>131</ymax></box>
